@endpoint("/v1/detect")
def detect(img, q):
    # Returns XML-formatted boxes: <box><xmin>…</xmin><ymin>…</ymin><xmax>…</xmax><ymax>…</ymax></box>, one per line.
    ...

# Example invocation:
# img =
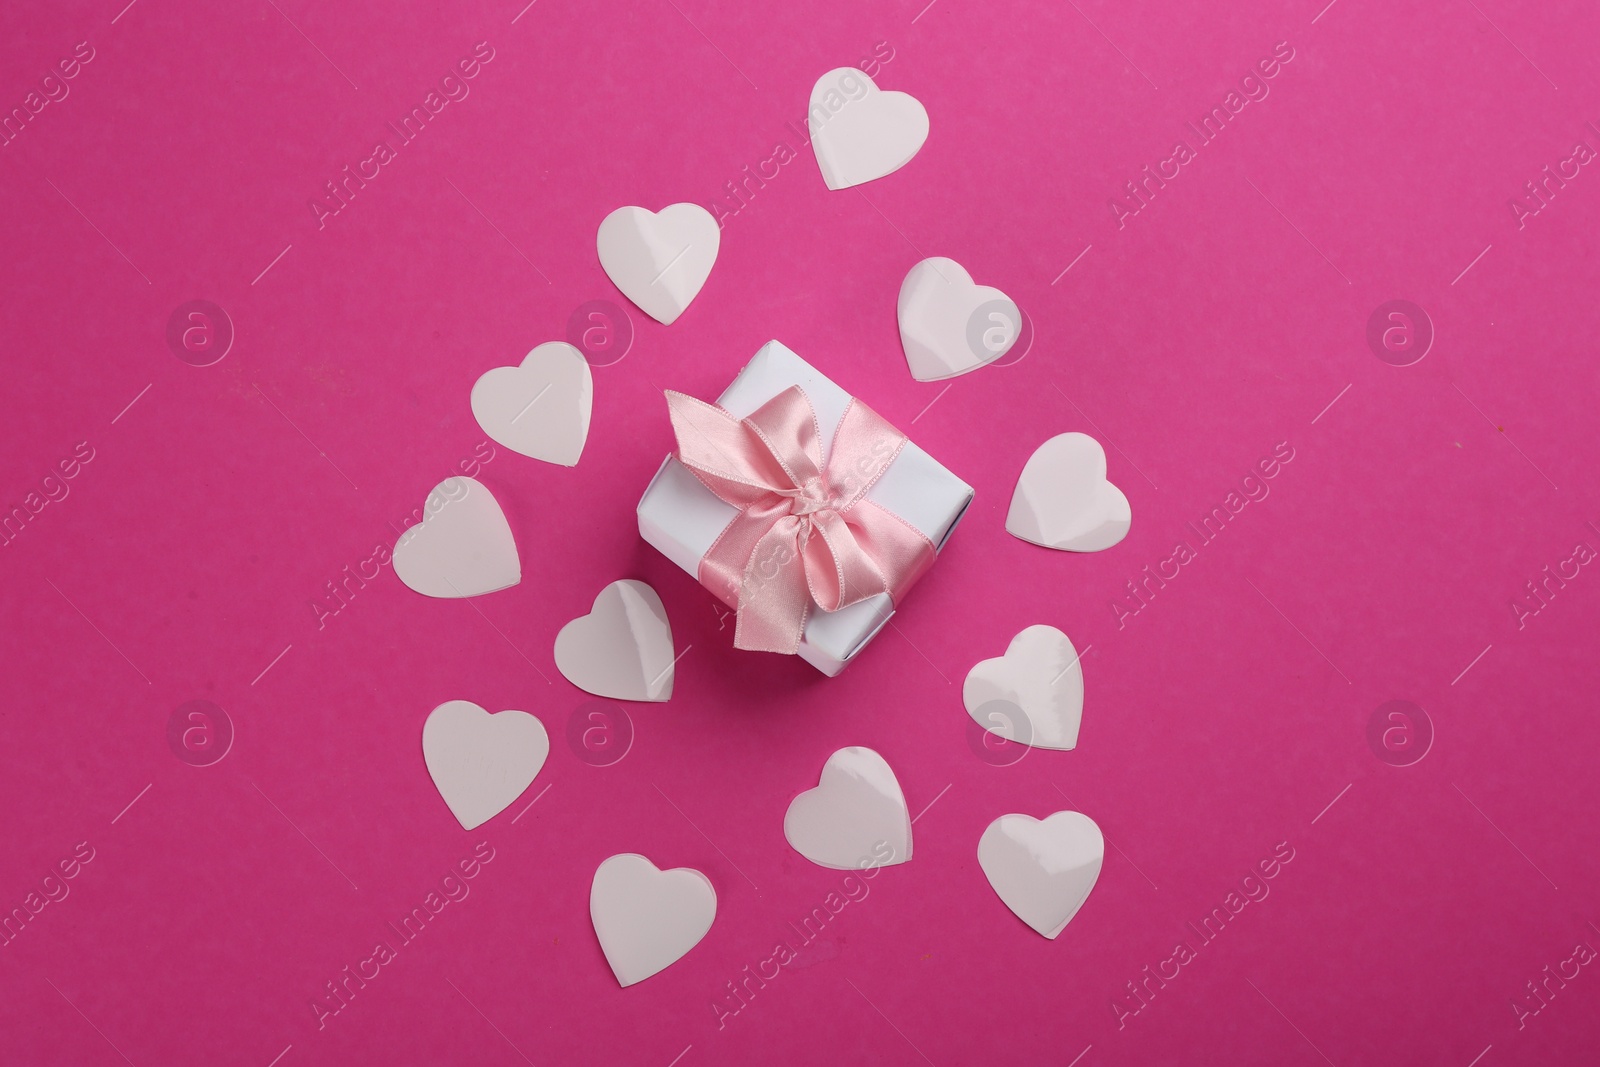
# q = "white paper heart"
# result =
<box><xmin>979</xmin><ymin>811</ymin><xmax>1104</xmax><ymax>939</ymax></box>
<box><xmin>784</xmin><ymin>747</ymin><xmax>912</xmax><ymax>870</ymax></box>
<box><xmin>596</xmin><ymin>204</ymin><xmax>719</xmax><ymax>325</ymax></box>
<box><xmin>554</xmin><ymin>580</ymin><xmax>675</xmax><ymax>701</ymax></box>
<box><xmin>963</xmin><ymin>625</ymin><xmax>1084</xmax><ymax>751</ymax></box>
<box><xmin>808</xmin><ymin>67</ymin><xmax>929</xmax><ymax>190</ymax></box>
<box><xmin>1006</xmin><ymin>433</ymin><xmax>1131</xmax><ymax>551</ymax></box>
<box><xmin>591</xmin><ymin>853</ymin><xmax>716</xmax><ymax>987</ymax></box>
<box><xmin>392</xmin><ymin>477</ymin><xmax>520</xmax><ymax>598</ymax></box>
<box><xmin>421</xmin><ymin>700</ymin><xmax>548</xmax><ymax>830</ymax></box>
<box><xmin>470</xmin><ymin>342</ymin><xmax>592</xmax><ymax>467</ymax></box>
<box><xmin>897</xmin><ymin>257</ymin><xmax>1020</xmax><ymax>382</ymax></box>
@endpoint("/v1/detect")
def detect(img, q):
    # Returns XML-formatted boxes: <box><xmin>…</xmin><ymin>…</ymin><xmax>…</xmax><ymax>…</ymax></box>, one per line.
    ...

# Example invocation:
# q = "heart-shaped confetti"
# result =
<box><xmin>591</xmin><ymin>853</ymin><xmax>716</xmax><ymax>987</ymax></box>
<box><xmin>471</xmin><ymin>341</ymin><xmax>592</xmax><ymax>467</ymax></box>
<box><xmin>963</xmin><ymin>625</ymin><xmax>1085</xmax><ymax>751</ymax></box>
<box><xmin>898</xmin><ymin>257</ymin><xmax>1020</xmax><ymax>381</ymax></box>
<box><xmin>784</xmin><ymin>746</ymin><xmax>912</xmax><ymax>870</ymax></box>
<box><xmin>422</xmin><ymin>700</ymin><xmax>548</xmax><ymax>830</ymax></box>
<box><xmin>392</xmin><ymin>477</ymin><xmax>521</xmax><ymax>598</ymax></box>
<box><xmin>554</xmin><ymin>580</ymin><xmax>676</xmax><ymax>701</ymax></box>
<box><xmin>1006</xmin><ymin>433</ymin><xmax>1131</xmax><ymax>551</ymax></box>
<box><xmin>596</xmin><ymin>204</ymin><xmax>720</xmax><ymax>325</ymax></box>
<box><xmin>979</xmin><ymin>811</ymin><xmax>1103</xmax><ymax>939</ymax></box>
<box><xmin>808</xmin><ymin>67</ymin><xmax>929</xmax><ymax>189</ymax></box>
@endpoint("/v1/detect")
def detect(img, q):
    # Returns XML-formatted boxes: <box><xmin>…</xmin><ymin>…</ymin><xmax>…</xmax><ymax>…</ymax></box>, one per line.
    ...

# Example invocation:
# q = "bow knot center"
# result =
<box><xmin>787</xmin><ymin>475</ymin><xmax>836</xmax><ymax>519</ymax></box>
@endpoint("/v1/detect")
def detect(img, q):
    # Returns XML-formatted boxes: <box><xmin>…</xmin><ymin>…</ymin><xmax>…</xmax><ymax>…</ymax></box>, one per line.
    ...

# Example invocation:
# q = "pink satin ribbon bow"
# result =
<box><xmin>666</xmin><ymin>385</ymin><xmax>936</xmax><ymax>654</ymax></box>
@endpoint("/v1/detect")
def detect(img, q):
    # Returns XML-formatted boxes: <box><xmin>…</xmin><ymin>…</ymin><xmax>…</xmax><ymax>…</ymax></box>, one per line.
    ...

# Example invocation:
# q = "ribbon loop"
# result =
<box><xmin>665</xmin><ymin>386</ymin><xmax>936</xmax><ymax>654</ymax></box>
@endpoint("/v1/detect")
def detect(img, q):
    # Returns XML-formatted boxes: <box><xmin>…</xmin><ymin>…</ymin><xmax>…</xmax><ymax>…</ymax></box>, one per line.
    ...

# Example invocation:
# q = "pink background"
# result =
<box><xmin>3</xmin><ymin>0</ymin><xmax>1599</xmax><ymax>1064</ymax></box>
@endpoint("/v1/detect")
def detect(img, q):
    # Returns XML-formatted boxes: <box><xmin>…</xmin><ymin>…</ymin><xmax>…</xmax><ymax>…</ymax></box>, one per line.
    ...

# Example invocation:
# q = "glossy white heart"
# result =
<box><xmin>963</xmin><ymin>625</ymin><xmax>1085</xmax><ymax>751</ymax></box>
<box><xmin>591</xmin><ymin>853</ymin><xmax>716</xmax><ymax>987</ymax></box>
<box><xmin>979</xmin><ymin>811</ymin><xmax>1103</xmax><ymax>939</ymax></box>
<box><xmin>392</xmin><ymin>477</ymin><xmax>520</xmax><ymax>598</ymax></box>
<box><xmin>784</xmin><ymin>747</ymin><xmax>911</xmax><ymax>870</ymax></box>
<box><xmin>421</xmin><ymin>701</ymin><xmax>548</xmax><ymax>830</ymax></box>
<box><xmin>554</xmin><ymin>580</ymin><xmax>675</xmax><ymax>701</ymax></box>
<box><xmin>808</xmin><ymin>67</ymin><xmax>928</xmax><ymax>189</ymax></box>
<box><xmin>897</xmin><ymin>257</ymin><xmax>1020</xmax><ymax>381</ymax></box>
<box><xmin>1006</xmin><ymin>432</ymin><xmax>1131</xmax><ymax>551</ymax></box>
<box><xmin>470</xmin><ymin>342</ymin><xmax>592</xmax><ymax>467</ymax></box>
<box><xmin>596</xmin><ymin>204</ymin><xmax>720</xmax><ymax>325</ymax></box>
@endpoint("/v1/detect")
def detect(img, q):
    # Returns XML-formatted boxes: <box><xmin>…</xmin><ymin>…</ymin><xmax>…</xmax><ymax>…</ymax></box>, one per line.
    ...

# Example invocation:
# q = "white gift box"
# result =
<box><xmin>637</xmin><ymin>340</ymin><xmax>973</xmax><ymax>675</ymax></box>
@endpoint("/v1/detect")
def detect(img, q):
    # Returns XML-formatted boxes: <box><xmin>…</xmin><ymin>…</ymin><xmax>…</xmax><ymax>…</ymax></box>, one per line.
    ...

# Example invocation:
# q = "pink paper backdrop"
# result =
<box><xmin>3</xmin><ymin>0</ymin><xmax>1599</xmax><ymax>1064</ymax></box>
